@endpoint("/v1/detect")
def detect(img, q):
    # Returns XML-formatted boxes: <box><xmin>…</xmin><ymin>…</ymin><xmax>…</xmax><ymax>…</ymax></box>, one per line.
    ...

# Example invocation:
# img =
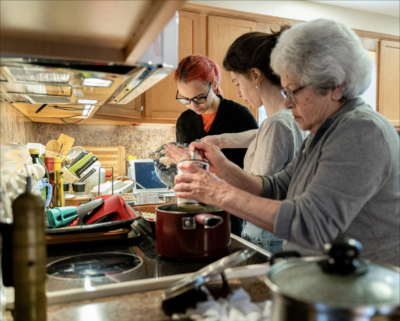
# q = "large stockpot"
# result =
<box><xmin>264</xmin><ymin>238</ymin><xmax>400</xmax><ymax>321</ymax></box>
<box><xmin>156</xmin><ymin>204</ymin><xmax>231</xmax><ymax>260</ymax></box>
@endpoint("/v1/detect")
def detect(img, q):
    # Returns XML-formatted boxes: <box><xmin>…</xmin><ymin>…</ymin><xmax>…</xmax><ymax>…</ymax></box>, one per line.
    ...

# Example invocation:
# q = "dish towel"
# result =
<box><xmin>172</xmin><ymin>288</ymin><xmax>272</xmax><ymax>321</ymax></box>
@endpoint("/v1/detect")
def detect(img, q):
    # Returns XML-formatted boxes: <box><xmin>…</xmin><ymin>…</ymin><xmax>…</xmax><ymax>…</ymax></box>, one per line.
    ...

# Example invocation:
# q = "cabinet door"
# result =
<box><xmin>378</xmin><ymin>40</ymin><xmax>400</xmax><ymax>129</ymax></box>
<box><xmin>144</xmin><ymin>11</ymin><xmax>202</xmax><ymax>122</ymax></box>
<box><xmin>208</xmin><ymin>15</ymin><xmax>257</xmax><ymax>119</ymax></box>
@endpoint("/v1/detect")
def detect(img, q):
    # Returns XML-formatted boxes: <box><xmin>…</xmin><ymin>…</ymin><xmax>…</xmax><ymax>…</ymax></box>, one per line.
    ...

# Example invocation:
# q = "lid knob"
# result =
<box><xmin>319</xmin><ymin>237</ymin><xmax>368</xmax><ymax>275</ymax></box>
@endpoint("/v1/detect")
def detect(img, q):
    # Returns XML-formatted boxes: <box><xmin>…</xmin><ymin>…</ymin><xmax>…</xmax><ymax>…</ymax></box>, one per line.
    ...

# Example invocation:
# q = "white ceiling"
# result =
<box><xmin>309</xmin><ymin>1</ymin><xmax>400</xmax><ymax>17</ymax></box>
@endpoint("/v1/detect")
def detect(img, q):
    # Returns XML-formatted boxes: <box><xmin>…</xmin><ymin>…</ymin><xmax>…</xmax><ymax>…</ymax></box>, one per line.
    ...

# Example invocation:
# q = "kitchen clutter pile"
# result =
<box><xmin>172</xmin><ymin>288</ymin><xmax>272</xmax><ymax>321</ymax></box>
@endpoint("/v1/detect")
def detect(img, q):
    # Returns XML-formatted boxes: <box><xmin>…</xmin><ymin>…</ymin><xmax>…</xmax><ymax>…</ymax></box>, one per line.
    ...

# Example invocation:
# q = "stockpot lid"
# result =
<box><xmin>162</xmin><ymin>248</ymin><xmax>257</xmax><ymax>301</ymax></box>
<box><xmin>265</xmin><ymin>238</ymin><xmax>400</xmax><ymax>308</ymax></box>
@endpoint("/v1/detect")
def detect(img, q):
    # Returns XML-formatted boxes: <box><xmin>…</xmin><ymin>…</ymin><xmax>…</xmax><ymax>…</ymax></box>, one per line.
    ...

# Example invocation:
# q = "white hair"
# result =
<box><xmin>270</xmin><ymin>19</ymin><xmax>373</xmax><ymax>99</ymax></box>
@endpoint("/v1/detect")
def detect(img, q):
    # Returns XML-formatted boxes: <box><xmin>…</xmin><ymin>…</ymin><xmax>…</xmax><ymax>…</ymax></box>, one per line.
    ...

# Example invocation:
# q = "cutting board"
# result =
<box><xmin>81</xmin><ymin>146</ymin><xmax>126</xmax><ymax>179</ymax></box>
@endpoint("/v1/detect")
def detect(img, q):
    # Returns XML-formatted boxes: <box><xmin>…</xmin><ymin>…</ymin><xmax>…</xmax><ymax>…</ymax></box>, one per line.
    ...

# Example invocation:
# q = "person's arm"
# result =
<box><xmin>273</xmin><ymin>118</ymin><xmax>393</xmax><ymax>250</ymax></box>
<box><xmin>173</xmin><ymin>162</ymin><xmax>281</xmax><ymax>233</ymax></box>
<box><xmin>250</xmin><ymin>121</ymin><xmax>294</xmax><ymax>175</ymax></box>
<box><xmin>202</xmin><ymin>130</ymin><xmax>258</xmax><ymax>149</ymax></box>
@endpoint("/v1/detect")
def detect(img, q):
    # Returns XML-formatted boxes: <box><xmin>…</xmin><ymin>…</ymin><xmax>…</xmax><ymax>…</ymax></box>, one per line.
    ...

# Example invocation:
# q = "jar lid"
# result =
<box><xmin>53</xmin><ymin>157</ymin><xmax>61</xmax><ymax>163</ymax></box>
<box><xmin>162</xmin><ymin>248</ymin><xmax>257</xmax><ymax>301</ymax></box>
<box><xmin>265</xmin><ymin>238</ymin><xmax>400</xmax><ymax>308</ymax></box>
<box><xmin>63</xmin><ymin>182</ymin><xmax>70</xmax><ymax>192</ymax></box>
<box><xmin>29</xmin><ymin>148</ymin><xmax>40</xmax><ymax>154</ymax></box>
<box><xmin>44</xmin><ymin>157</ymin><xmax>54</xmax><ymax>162</ymax></box>
<box><xmin>72</xmin><ymin>182</ymin><xmax>86</xmax><ymax>192</ymax></box>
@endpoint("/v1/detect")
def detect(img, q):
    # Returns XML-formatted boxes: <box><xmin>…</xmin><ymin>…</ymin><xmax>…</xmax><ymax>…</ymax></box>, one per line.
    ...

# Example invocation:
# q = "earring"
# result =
<box><xmin>256</xmin><ymin>84</ymin><xmax>260</xmax><ymax>89</ymax></box>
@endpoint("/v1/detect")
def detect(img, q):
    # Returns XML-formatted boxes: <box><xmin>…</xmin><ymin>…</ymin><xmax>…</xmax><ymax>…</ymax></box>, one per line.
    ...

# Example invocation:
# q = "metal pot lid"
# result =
<box><xmin>162</xmin><ymin>248</ymin><xmax>257</xmax><ymax>301</ymax></box>
<box><xmin>266</xmin><ymin>238</ymin><xmax>400</xmax><ymax>308</ymax></box>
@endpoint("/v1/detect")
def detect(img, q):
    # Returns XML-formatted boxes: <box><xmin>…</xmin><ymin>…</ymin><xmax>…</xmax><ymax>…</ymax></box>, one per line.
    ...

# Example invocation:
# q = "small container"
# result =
<box><xmin>63</xmin><ymin>182</ymin><xmax>74</xmax><ymax>201</ymax></box>
<box><xmin>72</xmin><ymin>182</ymin><xmax>86</xmax><ymax>196</ymax></box>
<box><xmin>135</xmin><ymin>191</ymin><xmax>160</xmax><ymax>204</ymax></box>
<box><xmin>44</xmin><ymin>157</ymin><xmax>54</xmax><ymax>172</ymax></box>
<box><xmin>177</xmin><ymin>159</ymin><xmax>209</xmax><ymax>209</ymax></box>
<box><xmin>53</xmin><ymin>157</ymin><xmax>62</xmax><ymax>171</ymax></box>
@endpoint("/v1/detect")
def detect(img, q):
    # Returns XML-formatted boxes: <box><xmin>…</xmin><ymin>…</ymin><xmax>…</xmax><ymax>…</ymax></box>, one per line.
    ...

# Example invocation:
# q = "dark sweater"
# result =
<box><xmin>176</xmin><ymin>96</ymin><xmax>259</xmax><ymax>236</ymax></box>
<box><xmin>176</xmin><ymin>96</ymin><xmax>259</xmax><ymax>169</ymax></box>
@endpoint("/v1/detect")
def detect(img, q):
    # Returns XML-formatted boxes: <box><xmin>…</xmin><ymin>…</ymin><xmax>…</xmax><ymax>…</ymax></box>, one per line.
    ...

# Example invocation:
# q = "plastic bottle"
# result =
<box><xmin>29</xmin><ymin>148</ymin><xmax>49</xmax><ymax>203</ymax></box>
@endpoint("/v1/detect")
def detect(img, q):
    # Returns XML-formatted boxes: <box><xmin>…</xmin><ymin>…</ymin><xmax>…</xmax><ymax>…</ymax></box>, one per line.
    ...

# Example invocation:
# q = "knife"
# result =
<box><xmin>75</xmin><ymin>155</ymin><xmax>98</xmax><ymax>178</ymax></box>
<box><xmin>67</xmin><ymin>151</ymin><xmax>88</xmax><ymax>169</ymax></box>
<box><xmin>68</xmin><ymin>153</ymin><xmax>94</xmax><ymax>176</ymax></box>
<box><xmin>79</xmin><ymin>168</ymin><xmax>96</xmax><ymax>182</ymax></box>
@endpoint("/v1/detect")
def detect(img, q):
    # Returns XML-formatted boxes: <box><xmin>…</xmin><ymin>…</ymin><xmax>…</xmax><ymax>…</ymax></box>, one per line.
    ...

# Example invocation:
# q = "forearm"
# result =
<box><xmin>220</xmin><ymin>130</ymin><xmax>258</xmax><ymax>149</ymax></box>
<box><xmin>218</xmin><ymin>160</ymin><xmax>264</xmax><ymax>196</ymax></box>
<box><xmin>215</xmin><ymin>183</ymin><xmax>281</xmax><ymax>233</ymax></box>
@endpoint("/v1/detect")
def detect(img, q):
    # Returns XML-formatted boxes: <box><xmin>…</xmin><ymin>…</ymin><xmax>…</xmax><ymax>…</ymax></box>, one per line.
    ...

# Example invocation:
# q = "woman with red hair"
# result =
<box><xmin>174</xmin><ymin>54</ymin><xmax>258</xmax><ymax>235</ymax></box>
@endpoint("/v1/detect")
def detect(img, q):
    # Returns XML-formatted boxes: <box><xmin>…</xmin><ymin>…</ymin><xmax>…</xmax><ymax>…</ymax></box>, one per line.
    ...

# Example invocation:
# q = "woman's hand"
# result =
<box><xmin>164</xmin><ymin>144</ymin><xmax>191</xmax><ymax>165</ymax></box>
<box><xmin>174</xmin><ymin>161</ymin><xmax>229</xmax><ymax>207</ymax></box>
<box><xmin>188</xmin><ymin>141</ymin><xmax>229</xmax><ymax>177</ymax></box>
<box><xmin>201</xmin><ymin>135</ymin><xmax>223</xmax><ymax>149</ymax></box>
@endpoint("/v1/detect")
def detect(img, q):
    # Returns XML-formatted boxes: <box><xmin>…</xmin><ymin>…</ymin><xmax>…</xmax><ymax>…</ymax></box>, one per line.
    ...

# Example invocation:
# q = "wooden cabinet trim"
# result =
<box><xmin>183</xmin><ymin>3</ymin><xmax>400</xmax><ymax>42</ymax></box>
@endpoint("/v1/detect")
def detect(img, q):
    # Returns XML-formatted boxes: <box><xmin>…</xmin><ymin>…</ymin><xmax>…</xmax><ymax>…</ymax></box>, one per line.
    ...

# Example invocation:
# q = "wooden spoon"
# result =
<box><xmin>58</xmin><ymin>134</ymin><xmax>75</xmax><ymax>156</ymax></box>
<box><xmin>45</xmin><ymin>140</ymin><xmax>60</xmax><ymax>157</ymax></box>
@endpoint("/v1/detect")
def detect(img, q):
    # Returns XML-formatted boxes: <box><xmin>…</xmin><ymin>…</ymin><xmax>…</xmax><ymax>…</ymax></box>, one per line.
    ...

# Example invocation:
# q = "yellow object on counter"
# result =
<box><xmin>53</xmin><ymin>157</ymin><xmax>62</xmax><ymax>171</ymax></box>
<box><xmin>128</xmin><ymin>155</ymin><xmax>137</xmax><ymax>161</ymax></box>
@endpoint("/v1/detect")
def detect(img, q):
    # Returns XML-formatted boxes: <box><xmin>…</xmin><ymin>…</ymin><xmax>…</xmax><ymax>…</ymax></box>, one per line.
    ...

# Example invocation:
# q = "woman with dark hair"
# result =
<box><xmin>173</xmin><ymin>54</ymin><xmax>259</xmax><ymax>236</ymax></box>
<box><xmin>167</xmin><ymin>30</ymin><xmax>307</xmax><ymax>252</ymax></box>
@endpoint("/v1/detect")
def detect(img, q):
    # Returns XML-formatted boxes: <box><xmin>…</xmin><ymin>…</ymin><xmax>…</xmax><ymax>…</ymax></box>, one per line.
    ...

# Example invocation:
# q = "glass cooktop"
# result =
<box><xmin>45</xmin><ymin>223</ymin><xmax>270</xmax><ymax>293</ymax></box>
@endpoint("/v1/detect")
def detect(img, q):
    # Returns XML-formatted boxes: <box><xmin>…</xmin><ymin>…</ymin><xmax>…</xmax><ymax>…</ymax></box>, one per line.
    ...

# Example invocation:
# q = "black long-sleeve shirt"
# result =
<box><xmin>176</xmin><ymin>96</ymin><xmax>259</xmax><ymax>169</ymax></box>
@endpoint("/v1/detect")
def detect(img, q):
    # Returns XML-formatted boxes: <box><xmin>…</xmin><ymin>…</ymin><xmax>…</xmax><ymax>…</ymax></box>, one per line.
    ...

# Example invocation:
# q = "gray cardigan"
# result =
<box><xmin>261</xmin><ymin>98</ymin><xmax>400</xmax><ymax>266</ymax></box>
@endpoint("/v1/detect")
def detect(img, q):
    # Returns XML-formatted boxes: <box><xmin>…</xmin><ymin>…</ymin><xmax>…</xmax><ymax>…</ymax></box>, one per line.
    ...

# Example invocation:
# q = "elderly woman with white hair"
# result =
<box><xmin>173</xmin><ymin>18</ymin><xmax>400</xmax><ymax>266</ymax></box>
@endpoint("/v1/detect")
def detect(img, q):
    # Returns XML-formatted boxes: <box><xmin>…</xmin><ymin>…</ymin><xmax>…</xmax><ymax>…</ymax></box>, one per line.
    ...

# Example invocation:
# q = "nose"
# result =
<box><xmin>284</xmin><ymin>97</ymin><xmax>295</xmax><ymax>110</ymax></box>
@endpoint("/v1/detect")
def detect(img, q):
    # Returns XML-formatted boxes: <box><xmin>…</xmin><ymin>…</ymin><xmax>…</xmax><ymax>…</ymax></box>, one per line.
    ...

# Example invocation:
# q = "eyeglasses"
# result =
<box><xmin>176</xmin><ymin>83</ymin><xmax>212</xmax><ymax>105</ymax></box>
<box><xmin>280</xmin><ymin>85</ymin><xmax>307</xmax><ymax>103</ymax></box>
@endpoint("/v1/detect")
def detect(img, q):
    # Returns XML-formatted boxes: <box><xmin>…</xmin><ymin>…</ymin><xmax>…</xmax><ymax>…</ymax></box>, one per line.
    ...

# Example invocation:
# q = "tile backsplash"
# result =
<box><xmin>36</xmin><ymin>123</ymin><xmax>176</xmax><ymax>159</ymax></box>
<box><xmin>0</xmin><ymin>103</ymin><xmax>38</xmax><ymax>144</ymax></box>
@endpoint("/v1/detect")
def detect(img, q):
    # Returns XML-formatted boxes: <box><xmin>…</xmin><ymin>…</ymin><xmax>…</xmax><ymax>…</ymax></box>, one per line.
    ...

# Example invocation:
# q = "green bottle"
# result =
<box><xmin>29</xmin><ymin>148</ymin><xmax>49</xmax><ymax>203</ymax></box>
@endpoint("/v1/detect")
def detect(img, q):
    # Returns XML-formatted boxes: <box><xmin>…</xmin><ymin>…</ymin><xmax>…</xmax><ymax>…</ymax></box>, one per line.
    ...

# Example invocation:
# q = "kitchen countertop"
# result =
<box><xmin>4</xmin><ymin>276</ymin><xmax>270</xmax><ymax>321</ymax></box>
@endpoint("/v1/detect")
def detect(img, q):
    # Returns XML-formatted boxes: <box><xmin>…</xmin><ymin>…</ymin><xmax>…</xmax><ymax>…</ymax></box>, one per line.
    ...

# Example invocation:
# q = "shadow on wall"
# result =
<box><xmin>36</xmin><ymin>123</ymin><xmax>176</xmax><ymax>159</ymax></box>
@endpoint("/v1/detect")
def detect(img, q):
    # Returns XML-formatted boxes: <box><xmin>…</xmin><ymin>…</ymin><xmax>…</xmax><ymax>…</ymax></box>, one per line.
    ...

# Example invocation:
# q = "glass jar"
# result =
<box><xmin>72</xmin><ymin>182</ymin><xmax>86</xmax><ymax>196</ymax></box>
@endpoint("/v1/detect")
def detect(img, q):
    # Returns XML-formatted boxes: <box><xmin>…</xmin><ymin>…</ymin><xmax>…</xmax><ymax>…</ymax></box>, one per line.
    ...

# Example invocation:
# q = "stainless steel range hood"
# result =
<box><xmin>0</xmin><ymin>13</ymin><xmax>178</xmax><ymax>107</ymax></box>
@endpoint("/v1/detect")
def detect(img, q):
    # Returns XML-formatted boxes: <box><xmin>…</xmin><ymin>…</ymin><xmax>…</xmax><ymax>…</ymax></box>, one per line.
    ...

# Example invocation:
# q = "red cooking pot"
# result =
<box><xmin>156</xmin><ymin>204</ymin><xmax>231</xmax><ymax>260</ymax></box>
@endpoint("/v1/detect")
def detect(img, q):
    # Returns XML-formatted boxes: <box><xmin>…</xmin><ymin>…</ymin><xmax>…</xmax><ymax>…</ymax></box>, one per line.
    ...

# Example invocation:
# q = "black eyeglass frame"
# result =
<box><xmin>176</xmin><ymin>83</ymin><xmax>213</xmax><ymax>105</ymax></box>
<box><xmin>280</xmin><ymin>85</ymin><xmax>307</xmax><ymax>103</ymax></box>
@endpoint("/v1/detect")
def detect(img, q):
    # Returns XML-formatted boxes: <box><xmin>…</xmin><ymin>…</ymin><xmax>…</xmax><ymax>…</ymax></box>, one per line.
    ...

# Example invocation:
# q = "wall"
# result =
<box><xmin>36</xmin><ymin>124</ymin><xmax>176</xmax><ymax>159</ymax></box>
<box><xmin>189</xmin><ymin>0</ymin><xmax>400</xmax><ymax>36</ymax></box>
<box><xmin>0</xmin><ymin>103</ymin><xmax>38</xmax><ymax>144</ymax></box>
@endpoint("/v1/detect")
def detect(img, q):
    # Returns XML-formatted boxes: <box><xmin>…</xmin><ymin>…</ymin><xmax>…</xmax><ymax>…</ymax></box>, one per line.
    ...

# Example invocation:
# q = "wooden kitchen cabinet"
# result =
<box><xmin>378</xmin><ymin>40</ymin><xmax>400</xmax><ymax>129</ymax></box>
<box><xmin>207</xmin><ymin>15</ymin><xmax>258</xmax><ymax>120</ymax></box>
<box><xmin>143</xmin><ymin>11</ymin><xmax>203</xmax><ymax>123</ymax></box>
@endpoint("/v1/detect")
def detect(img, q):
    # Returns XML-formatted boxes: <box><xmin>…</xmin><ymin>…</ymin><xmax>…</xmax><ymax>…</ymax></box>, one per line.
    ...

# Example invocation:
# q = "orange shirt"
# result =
<box><xmin>201</xmin><ymin>111</ymin><xmax>217</xmax><ymax>133</ymax></box>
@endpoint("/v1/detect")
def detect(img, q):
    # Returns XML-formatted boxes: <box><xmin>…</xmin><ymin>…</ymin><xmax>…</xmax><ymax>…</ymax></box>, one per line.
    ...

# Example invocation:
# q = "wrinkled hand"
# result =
<box><xmin>164</xmin><ymin>143</ymin><xmax>191</xmax><ymax>165</ymax></box>
<box><xmin>174</xmin><ymin>161</ymin><xmax>228</xmax><ymax>206</ymax></box>
<box><xmin>201</xmin><ymin>135</ymin><xmax>223</xmax><ymax>149</ymax></box>
<box><xmin>188</xmin><ymin>141</ymin><xmax>228</xmax><ymax>177</ymax></box>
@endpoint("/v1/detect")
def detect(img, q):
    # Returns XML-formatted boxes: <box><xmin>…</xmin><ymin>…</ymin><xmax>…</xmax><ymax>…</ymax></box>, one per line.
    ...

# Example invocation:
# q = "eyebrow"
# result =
<box><xmin>178</xmin><ymin>91</ymin><xmax>207</xmax><ymax>99</ymax></box>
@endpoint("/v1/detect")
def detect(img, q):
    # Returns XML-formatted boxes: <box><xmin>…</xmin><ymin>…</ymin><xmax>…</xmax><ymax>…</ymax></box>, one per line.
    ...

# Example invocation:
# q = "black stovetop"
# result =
<box><xmin>45</xmin><ymin>224</ymin><xmax>270</xmax><ymax>293</ymax></box>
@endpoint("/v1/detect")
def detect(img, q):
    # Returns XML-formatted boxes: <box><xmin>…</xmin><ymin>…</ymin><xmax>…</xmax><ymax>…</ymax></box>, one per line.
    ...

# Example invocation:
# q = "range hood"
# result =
<box><xmin>0</xmin><ymin>13</ymin><xmax>178</xmax><ymax>108</ymax></box>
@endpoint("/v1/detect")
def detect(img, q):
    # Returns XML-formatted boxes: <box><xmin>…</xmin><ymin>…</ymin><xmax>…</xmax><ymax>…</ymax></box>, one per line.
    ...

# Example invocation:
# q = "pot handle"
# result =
<box><xmin>196</xmin><ymin>214</ymin><xmax>224</xmax><ymax>229</ymax></box>
<box><xmin>270</xmin><ymin>251</ymin><xmax>301</xmax><ymax>266</ymax></box>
